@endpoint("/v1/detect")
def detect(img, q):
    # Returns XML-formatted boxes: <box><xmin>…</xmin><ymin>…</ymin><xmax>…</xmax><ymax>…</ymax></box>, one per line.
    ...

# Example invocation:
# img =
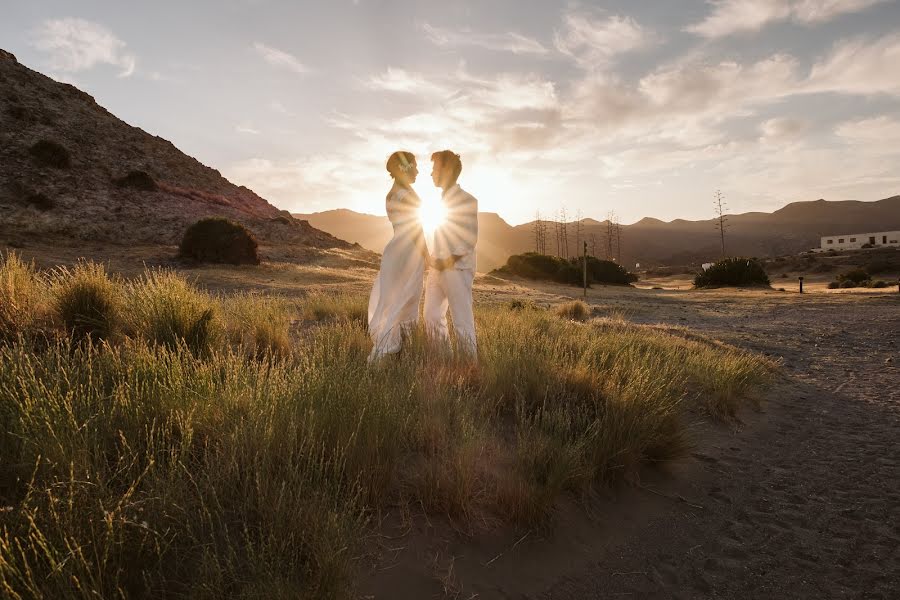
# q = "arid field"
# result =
<box><xmin>2</xmin><ymin>245</ymin><xmax>898</xmax><ymax>599</ymax></box>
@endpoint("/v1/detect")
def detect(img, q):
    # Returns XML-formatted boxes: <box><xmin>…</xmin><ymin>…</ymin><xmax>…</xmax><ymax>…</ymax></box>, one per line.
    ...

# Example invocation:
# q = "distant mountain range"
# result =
<box><xmin>0</xmin><ymin>49</ymin><xmax>362</xmax><ymax>263</ymax></box>
<box><xmin>296</xmin><ymin>196</ymin><xmax>900</xmax><ymax>271</ymax></box>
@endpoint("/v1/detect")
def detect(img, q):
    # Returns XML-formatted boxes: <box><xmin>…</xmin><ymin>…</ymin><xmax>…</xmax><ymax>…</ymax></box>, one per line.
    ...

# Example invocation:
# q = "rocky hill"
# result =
<box><xmin>0</xmin><ymin>49</ymin><xmax>362</xmax><ymax>263</ymax></box>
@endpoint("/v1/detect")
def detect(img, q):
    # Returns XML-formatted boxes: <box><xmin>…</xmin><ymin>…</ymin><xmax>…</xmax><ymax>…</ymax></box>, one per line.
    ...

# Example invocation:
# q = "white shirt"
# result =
<box><xmin>432</xmin><ymin>184</ymin><xmax>478</xmax><ymax>271</ymax></box>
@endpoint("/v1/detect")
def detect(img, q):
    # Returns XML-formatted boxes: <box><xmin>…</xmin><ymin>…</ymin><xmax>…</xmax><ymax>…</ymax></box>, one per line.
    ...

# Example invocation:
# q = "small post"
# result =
<box><xmin>583</xmin><ymin>241</ymin><xmax>588</xmax><ymax>298</ymax></box>
<box><xmin>799</xmin><ymin>276</ymin><xmax>804</xmax><ymax>294</ymax></box>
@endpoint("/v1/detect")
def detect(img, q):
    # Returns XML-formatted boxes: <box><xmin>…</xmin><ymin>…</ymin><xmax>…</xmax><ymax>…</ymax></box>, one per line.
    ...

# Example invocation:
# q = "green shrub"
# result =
<box><xmin>49</xmin><ymin>262</ymin><xmax>121</xmax><ymax>342</ymax></box>
<box><xmin>179</xmin><ymin>218</ymin><xmax>260</xmax><ymax>265</ymax></box>
<box><xmin>694</xmin><ymin>258</ymin><xmax>770</xmax><ymax>288</ymax></box>
<box><xmin>827</xmin><ymin>281</ymin><xmax>840</xmax><ymax>289</ymax></box>
<box><xmin>837</xmin><ymin>269</ymin><xmax>870</xmax><ymax>285</ymax></box>
<box><xmin>123</xmin><ymin>269</ymin><xmax>220</xmax><ymax>355</ymax></box>
<box><xmin>114</xmin><ymin>170</ymin><xmax>157</xmax><ymax>192</ymax></box>
<box><xmin>840</xmin><ymin>280</ymin><xmax>856</xmax><ymax>288</ymax></box>
<box><xmin>871</xmin><ymin>280</ymin><xmax>889</xmax><ymax>289</ymax></box>
<box><xmin>28</xmin><ymin>139</ymin><xmax>70</xmax><ymax>168</ymax></box>
<box><xmin>497</xmin><ymin>253</ymin><xmax>636</xmax><ymax>286</ymax></box>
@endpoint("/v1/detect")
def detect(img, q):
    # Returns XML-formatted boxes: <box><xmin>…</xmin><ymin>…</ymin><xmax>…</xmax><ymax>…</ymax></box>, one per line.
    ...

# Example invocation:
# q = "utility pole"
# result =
<box><xmin>554</xmin><ymin>217</ymin><xmax>561</xmax><ymax>257</ymax></box>
<box><xmin>560</xmin><ymin>206</ymin><xmax>569</xmax><ymax>259</ymax></box>
<box><xmin>575</xmin><ymin>209</ymin><xmax>583</xmax><ymax>261</ymax></box>
<box><xmin>605</xmin><ymin>211</ymin><xmax>616</xmax><ymax>261</ymax></box>
<box><xmin>582</xmin><ymin>241</ymin><xmax>588</xmax><ymax>298</ymax></box>
<box><xmin>614</xmin><ymin>217</ymin><xmax>622</xmax><ymax>263</ymax></box>
<box><xmin>715</xmin><ymin>190</ymin><xmax>728</xmax><ymax>259</ymax></box>
<box><xmin>533</xmin><ymin>210</ymin><xmax>543</xmax><ymax>254</ymax></box>
<box><xmin>589</xmin><ymin>233</ymin><xmax>597</xmax><ymax>257</ymax></box>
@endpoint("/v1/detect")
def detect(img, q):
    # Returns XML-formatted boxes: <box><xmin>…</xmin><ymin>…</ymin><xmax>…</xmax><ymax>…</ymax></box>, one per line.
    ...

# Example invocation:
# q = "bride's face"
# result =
<box><xmin>403</xmin><ymin>164</ymin><xmax>418</xmax><ymax>184</ymax></box>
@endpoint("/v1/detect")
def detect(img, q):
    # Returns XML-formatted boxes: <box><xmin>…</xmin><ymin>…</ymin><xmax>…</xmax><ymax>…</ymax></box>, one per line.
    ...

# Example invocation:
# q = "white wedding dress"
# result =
<box><xmin>367</xmin><ymin>185</ymin><xmax>426</xmax><ymax>362</ymax></box>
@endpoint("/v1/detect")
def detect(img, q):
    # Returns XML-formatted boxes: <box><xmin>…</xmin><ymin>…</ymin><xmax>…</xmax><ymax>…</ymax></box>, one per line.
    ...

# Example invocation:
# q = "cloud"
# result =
<box><xmin>235</xmin><ymin>122</ymin><xmax>260</xmax><ymax>135</ymax></box>
<box><xmin>554</xmin><ymin>11</ymin><xmax>653</xmax><ymax>68</ymax></box>
<box><xmin>421</xmin><ymin>23</ymin><xmax>548</xmax><ymax>55</ymax></box>
<box><xmin>252</xmin><ymin>42</ymin><xmax>308</xmax><ymax>74</ymax></box>
<box><xmin>365</xmin><ymin>67</ymin><xmax>449</xmax><ymax>96</ymax></box>
<box><xmin>760</xmin><ymin>117</ymin><xmax>809</xmax><ymax>141</ymax></box>
<box><xmin>835</xmin><ymin>115</ymin><xmax>900</xmax><ymax>142</ymax></box>
<box><xmin>31</xmin><ymin>18</ymin><xmax>136</xmax><ymax>77</ymax></box>
<box><xmin>686</xmin><ymin>0</ymin><xmax>887</xmax><ymax>38</ymax></box>
<box><xmin>805</xmin><ymin>33</ymin><xmax>900</xmax><ymax>96</ymax></box>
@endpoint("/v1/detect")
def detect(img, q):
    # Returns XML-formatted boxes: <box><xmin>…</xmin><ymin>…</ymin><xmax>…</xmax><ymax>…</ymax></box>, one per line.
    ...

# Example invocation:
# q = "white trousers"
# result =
<box><xmin>423</xmin><ymin>268</ymin><xmax>477</xmax><ymax>357</ymax></box>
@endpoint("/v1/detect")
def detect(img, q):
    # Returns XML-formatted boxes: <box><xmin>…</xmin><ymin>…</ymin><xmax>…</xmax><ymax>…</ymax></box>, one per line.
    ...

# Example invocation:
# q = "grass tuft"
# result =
<box><xmin>49</xmin><ymin>261</ymin><xmax>121</xmax><ymax>342</ymax></box>
<box><xmin>0</xmin><ymin>252</ymin><xmax>46</xmax><ymax>341</ymax></box>
<box><xmin>123</xmin><ymin>269</ymin><xmax>221</xmax><ymax>355</ymax></box>
<box><xmin>554</xmin><ymin>300</ymin><xmax>590</xmax><ymax>321</ymax></box>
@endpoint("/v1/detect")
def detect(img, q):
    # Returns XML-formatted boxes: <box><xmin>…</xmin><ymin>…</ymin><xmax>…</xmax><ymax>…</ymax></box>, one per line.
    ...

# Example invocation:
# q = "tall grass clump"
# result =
<box><xmin>223</xmin><ymin>292</ymin><xmax>293</xmax><ymax>357</ymax></box>
<box><xmin>49</xmin><ymin>261</ymin><xmax>121</xmax><ymax>342</ymax></box>
<box><xmin>0</xmin><ymin>252</ymin><xmax>46</xmax><ymax>341</ymax></box>
<box><xmin>300</xmin><ymin>291</ymin><xmax>368</xmax><ymax>325</ymax></box>
<box><xmin>555</xmin><ymin>300</ymin><xmax>590</xmax><ymax>321</ymax></box>
<box><xmin>124</xmin><ymin>269</ymin><xmax>221</xmax><ymax>355</ymax></box>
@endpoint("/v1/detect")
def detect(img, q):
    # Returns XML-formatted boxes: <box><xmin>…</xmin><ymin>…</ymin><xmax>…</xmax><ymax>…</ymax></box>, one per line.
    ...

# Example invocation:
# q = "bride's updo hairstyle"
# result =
<box><xmin>386</xmin><ymin>151</ymin><xmax>416</xmax><ymax>180</ymax></box>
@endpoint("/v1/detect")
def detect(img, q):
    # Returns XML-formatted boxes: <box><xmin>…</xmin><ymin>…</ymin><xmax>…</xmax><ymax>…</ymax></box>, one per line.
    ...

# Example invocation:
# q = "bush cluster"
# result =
<box><xmin>694</xmin><ymin>257</ymin><xmax>770</xmax><ymax>288</ymax></box>
<box><xmin>827</xmin><ymin>267</ymin><xmax>894</xmax><ymax>289</ymax></box>
<box><xmin>497</xmin><ymin>252</ymin><xmax>637</xmax><ymax>286</ymax></box>
<box><xmin>28</xmin><ymin>139</ymin><xmax>71</xmax><ymax>169</ymax></box>
<box><xmin>179</xmin><ymin>217</ymin><xmax>260</xmax><ymax>265</ymax></box>
<box><xmin>114</xmin><ymin>170</ymin><xmax>158</xmax><ymax>192</ymax></box>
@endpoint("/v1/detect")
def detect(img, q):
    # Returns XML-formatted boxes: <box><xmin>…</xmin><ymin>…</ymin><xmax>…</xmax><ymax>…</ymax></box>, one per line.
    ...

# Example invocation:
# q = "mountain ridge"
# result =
<box><xmin>296</xmin><ymin>195</ymin><xmax>900</xmax><ymax>271</ymax></box>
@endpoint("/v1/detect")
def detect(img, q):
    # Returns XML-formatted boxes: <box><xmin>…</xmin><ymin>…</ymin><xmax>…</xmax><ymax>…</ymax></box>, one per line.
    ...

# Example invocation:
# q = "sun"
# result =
<box><xmin>418</xmin><ymin>193</ymin><xmax>447</xmax><ymax>236</ymax></box>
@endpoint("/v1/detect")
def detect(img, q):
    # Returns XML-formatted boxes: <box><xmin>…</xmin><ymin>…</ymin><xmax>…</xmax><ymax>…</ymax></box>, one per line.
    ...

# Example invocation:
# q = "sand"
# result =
<box><xmin>358</xmin><ymin>279</ymin><xmax>900</xmax><ymax>599</ymax></box>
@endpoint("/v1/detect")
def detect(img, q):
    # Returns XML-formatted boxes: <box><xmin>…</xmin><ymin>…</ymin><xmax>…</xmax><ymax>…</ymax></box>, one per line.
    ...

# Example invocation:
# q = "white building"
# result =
<box><xmin>819</xmin><ymin>231</ymin><xmax>900</xmax><ymax>251</ymax></box>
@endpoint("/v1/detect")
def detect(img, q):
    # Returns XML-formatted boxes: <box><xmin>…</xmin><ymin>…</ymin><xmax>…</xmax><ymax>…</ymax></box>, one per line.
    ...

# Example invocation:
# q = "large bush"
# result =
<box><xmin>28</xmin><ymin>139</ymin><xmax>71</xmax><ymax>169</ymax></box>
<box><xmin>694</xmin><ymin>257</ymin><xmax>770</xmax><ymax>288</ymax></box>
<box><xmin>498</xmin><ymin>253</ymin><xmax>636</xmax><ymax>286</ymax></box>
<box><xmin>114</xmin><ymin>170</ymin><xmax>158</xmax><ymax>192</ymax></box>
<box><xmin>179</xmin><ymin>217</ymin><xmax>260</xmax><ymax>265</ymax></box>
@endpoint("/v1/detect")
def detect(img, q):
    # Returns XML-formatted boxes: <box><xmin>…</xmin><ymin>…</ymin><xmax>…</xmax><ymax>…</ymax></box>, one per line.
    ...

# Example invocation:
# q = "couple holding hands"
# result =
<box><xmin>367</xmin><ymin>150</ymin><xmax>478</xmax><ymax>363</ymax></box>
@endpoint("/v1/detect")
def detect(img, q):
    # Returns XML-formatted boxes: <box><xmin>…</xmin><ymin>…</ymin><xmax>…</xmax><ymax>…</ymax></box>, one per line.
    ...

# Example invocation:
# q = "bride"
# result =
<box><xmin>367</xmin><ymin>151</ymin><xmax>429</xmax><ymax>362</ymax></box>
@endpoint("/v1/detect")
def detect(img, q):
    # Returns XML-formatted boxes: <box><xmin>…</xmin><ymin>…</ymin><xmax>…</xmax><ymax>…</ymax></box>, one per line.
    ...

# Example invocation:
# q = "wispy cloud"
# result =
<box><xmin>252</xmin><ymin>42</ymin><xmax>309</xmax><ymax>74</ymax></box>
<box><xmin>554</xmin><ymin>10</ymin><xmax>653</xmax><ymax>68</ymax></box>
<box><xmin>686</xmin><ymin>0</ymin><xmax>887</xmax><ymax>38</ymax></box>
<box><xmin>235</xmin><ymin>122</ymin><xmax>260</xmax><ymax>135</ymax></box>
<box><xmin>31</xmin><ymin>18</ymin><xmax>136</xmax><ymax>77</ymax></box>
<box><xmin>421</xmin><ymin>23</ymin><xmax>549</xmax><ymax>55</ymax></box>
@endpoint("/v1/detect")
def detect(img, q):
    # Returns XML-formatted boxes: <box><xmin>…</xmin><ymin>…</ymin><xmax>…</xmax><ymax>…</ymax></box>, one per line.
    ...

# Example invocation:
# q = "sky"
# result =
<box><xmin>3</xmin><ymin>0</ymin><xmax>900</xmax><ymax>225</ymax></box>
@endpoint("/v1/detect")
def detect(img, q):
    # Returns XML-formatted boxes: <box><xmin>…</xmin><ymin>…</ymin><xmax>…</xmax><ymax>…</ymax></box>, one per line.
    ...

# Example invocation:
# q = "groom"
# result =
<box><xmin>425</xmin><ymin>150</ymin><xmax>478</xmax><ymax>357</ymax></box>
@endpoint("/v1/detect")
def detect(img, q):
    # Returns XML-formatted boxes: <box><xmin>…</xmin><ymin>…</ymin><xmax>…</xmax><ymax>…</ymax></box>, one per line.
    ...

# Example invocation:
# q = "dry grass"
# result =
<box><xmin>0</xmin><ymin>257</ymin><xmax>775</xmax><ymax>598</ymax></box>
<box><xmin>0</xmin><ymin>252</ymin><xmax>46</xmax><ymax>341</ymax></box>
<box><xmin>554</xmin><ymin>300</ymin><xmax>590</xmax><ymax>321</ymax></box>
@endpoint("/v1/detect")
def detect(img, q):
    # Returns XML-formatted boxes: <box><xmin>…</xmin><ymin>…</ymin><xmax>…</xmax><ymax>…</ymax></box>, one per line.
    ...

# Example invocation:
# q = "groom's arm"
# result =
<box><xmin>447</xmin><ymin>193</ymin><xmax>478</xmax><ymax>267</ymax></box>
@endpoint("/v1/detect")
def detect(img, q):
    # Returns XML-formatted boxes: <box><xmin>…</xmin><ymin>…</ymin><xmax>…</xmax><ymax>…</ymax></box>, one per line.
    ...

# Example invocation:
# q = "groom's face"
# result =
<box><xmin>431</xmin><ymin>160</ymin><xmax>442</xmax><ymax>188</ymax></box>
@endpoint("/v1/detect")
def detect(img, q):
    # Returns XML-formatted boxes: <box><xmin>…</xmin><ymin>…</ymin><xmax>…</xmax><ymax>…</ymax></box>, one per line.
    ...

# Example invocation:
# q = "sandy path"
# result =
<box><xmin>539</xmin><ymin>289</ymin><xmax>900</xmax><ymax>599</ymax></box>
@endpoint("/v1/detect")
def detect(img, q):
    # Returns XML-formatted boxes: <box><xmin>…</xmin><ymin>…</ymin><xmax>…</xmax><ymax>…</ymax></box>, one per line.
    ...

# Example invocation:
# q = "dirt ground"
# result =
<box><xmin>6</xmin><ymin>244</ymin><xmax>900</xmax><ymax>598</ymax></box>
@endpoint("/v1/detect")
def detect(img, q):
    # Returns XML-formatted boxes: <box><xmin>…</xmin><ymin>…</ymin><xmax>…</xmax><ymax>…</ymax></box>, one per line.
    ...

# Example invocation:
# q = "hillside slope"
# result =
<box><xmin>0</xmin><ymin>49</ymin><xmax>359</xmax><ymax>262</ymax></box>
